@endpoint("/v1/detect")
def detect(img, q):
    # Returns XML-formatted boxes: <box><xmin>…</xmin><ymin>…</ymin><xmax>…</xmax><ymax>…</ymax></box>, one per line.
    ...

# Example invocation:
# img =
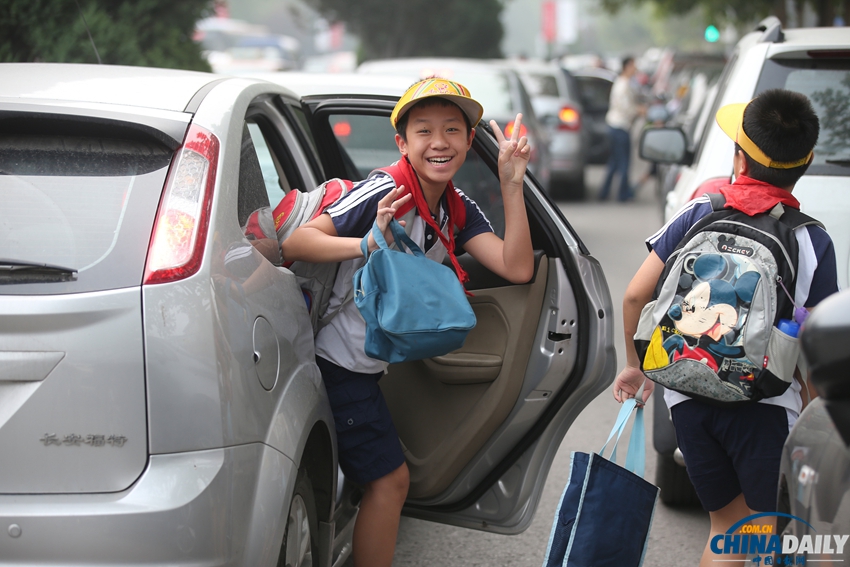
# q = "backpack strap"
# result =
<box><xmin>706</xmin><ymin>191</ymin><xmax>823</xmax><ymax>231</ymax></box>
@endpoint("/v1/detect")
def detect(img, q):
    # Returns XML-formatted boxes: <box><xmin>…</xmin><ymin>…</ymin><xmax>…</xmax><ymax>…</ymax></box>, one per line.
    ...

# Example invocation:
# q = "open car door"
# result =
<box><xmin>296</xmin><ymin>94</ymin><xmax>616</xmax><ymax>534</ymax></box>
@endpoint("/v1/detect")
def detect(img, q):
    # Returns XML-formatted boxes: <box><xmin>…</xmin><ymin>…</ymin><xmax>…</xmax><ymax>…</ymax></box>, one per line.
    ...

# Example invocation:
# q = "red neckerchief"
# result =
<box><xmin>378</xmin><ymin>158</ymin><xmax>469</xmax><ymax>286</ymax></box>
<box><xmin>719</xmin><ymin>175</ymin><xmax>800</xmax><ymax>216</ymax></box>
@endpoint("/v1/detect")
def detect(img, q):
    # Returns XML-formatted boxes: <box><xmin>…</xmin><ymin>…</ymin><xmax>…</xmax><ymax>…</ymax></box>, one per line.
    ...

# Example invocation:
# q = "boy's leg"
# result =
<box><xmin>353</xmin><ymin>462</ymin><xmax>410</xmax><ymax>567</ymax></box>
<box><xmin>671</xmin><ymin>401</ymin><xmax>789</xmax><ymax>566</ymax></box>
<box><xmin>315</xmin><ymin>357</ymin><xmax>408</xmax><ymax>567</ymax></box>
<box><xmin>700</xmin><ymin>493</ymin><xmax>753</xmax><ymax>567</ymax></box>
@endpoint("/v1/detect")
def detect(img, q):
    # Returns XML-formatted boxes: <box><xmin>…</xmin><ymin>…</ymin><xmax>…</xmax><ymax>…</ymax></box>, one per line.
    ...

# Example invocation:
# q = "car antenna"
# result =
<box><xmin>73</xmin><ymin>0</ymin><xmax>102</xmax><ymax>64</ymax></box>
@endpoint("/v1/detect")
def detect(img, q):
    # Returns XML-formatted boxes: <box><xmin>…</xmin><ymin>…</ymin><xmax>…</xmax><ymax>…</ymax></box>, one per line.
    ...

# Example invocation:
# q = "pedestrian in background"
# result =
<box><xmin>599</xmin><ymin>56</ymin><xmax>645</xmax><ymax>202</ymax></box>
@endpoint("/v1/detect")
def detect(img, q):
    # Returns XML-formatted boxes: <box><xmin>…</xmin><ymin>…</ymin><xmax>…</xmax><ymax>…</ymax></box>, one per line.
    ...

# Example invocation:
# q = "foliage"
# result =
<box><xmin>308</xmin><ymin>0</ymin><xmax>504</xmax><ymax>61</ymax></box>
<box><xmin>0</xmin><ymin>0</ymin><xmax>212</xmax><ymax>71</ymax></box>
<box><xmin>810</xmin><ymin>73</ymin><xmax>850</xmax><ymax>158</ymax></box>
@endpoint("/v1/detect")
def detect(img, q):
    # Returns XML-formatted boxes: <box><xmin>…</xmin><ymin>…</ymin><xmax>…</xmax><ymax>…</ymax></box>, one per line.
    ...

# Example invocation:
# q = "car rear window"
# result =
<box><xmin>755</xmin><ymin>58</ymin><xmax>850</xmax><ymax>175</ymax></box>
<box><xmin>0</xmin><ymin>116</ymin><xmax>175</xmax><ymax>294</ymax></box>
<box><xmin>522</xmin><ymin>72</ymin><xmax>560</xmax><ymax>98</ymax></box>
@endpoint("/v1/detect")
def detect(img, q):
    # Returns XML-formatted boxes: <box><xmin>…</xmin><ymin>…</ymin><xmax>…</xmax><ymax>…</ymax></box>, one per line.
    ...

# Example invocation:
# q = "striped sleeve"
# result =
<box><xmin>326</xmin><ymin>173</ymin><xmax>395</xmax><ymax>238</ymax></box>
<box><xmin>797</xmin><ymin>225</ymin><xmax>839</xmax><ymax>308</ymax></box>
<box><xmin>646</xmin><ymin>196</ymin><xmax>713</xmax><ymax>261</ymax></box>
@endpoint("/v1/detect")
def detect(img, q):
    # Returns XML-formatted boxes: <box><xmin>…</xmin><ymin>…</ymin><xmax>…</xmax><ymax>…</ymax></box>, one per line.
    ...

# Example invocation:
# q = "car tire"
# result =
<box><xmin>656</xmin><ymin>452</ymin><xmax>701</xmax><ymax>508</ymax></box>
<box><xmin>550</xmin><ymin>172</ymin><xmax>586</xmax><ymax>201</ymax></box>
<box><xmin>278</xmin><ymin>468</ymin><xmax>320</xmax><ymax>567</ymax></box>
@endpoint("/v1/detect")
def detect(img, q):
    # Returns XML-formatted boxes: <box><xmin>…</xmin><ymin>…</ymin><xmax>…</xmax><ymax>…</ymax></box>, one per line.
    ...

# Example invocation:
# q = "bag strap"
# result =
<box><xmin>707</xmin><ymin>191</ymin><xmax>823</xmax><ymax>231</ymax></box>
<box><xmin>360</xmin><ymin>219</ymin><xmax>427</xmax><ymax>260</ymax></box>
<box><xmin>599</xmin><ymin>399</ymin><xmax>646</xmax><ymax>478</ymax></box>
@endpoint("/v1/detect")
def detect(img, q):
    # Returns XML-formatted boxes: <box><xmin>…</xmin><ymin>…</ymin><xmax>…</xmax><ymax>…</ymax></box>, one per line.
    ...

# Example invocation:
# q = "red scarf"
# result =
<box><xmin>378</xmin><ymin>158</ymin><xmax>469</xmax><ymax>286</ymax></box>
<box><xmin>719</xmin><ymin>175</ymin><xmax>800</xmax><ymax>216</ymax></box>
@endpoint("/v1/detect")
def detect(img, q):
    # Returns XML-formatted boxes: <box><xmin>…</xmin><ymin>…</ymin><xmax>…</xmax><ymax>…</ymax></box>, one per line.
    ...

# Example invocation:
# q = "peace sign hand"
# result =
<box><xmin>367</xmin><ymin>185</ymin><xmax>411</xmax><ymax>253</ymax></box>
<box><xmin>491</xmin><ymin>113</ymin><xmax>531</xmax><ymax>188</ymax></box>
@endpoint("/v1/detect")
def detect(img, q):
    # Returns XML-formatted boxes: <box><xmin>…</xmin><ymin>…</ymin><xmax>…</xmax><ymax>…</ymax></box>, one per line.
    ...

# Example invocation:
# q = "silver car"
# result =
<box><xmin>0</xmin><ymin>63</ymin><xmax>615</xmax><ymax>566</ymax></box>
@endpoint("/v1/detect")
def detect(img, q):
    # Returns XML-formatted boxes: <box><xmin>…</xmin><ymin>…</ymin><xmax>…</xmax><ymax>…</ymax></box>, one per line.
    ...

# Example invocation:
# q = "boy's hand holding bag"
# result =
<box><xmin>542</xmin><ymin>399</ymin><xmax>659</xmax><ymax>567</ymax></box>
<box><xmin>353</xmin><ymin>219</ymin><xmax>476</xmax><ymax>364</ymax></box>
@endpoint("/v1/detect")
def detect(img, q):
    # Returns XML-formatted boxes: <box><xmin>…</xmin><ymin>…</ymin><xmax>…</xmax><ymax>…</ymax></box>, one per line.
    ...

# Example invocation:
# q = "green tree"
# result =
<box><xmin>0</xmin><ymin>0</ymin><xmax>212</xmax><ymax>71</ymax></box>
<box><xmin>308</xmin><ymin>0</ymin><xmax>504</xmax><ymax>61</ymax></box>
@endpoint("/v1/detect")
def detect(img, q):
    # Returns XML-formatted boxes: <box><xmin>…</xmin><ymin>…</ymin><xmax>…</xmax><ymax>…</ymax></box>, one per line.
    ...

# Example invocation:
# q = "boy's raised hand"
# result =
<box><xmin>367</xmin><ymin>185</ymin><xmax>411</xmax><ymax>253</ymax></box>
<box><xmin>491</xmin><ymin>114</ymin><xmax>531</xmax><ymax>188</ymax></box>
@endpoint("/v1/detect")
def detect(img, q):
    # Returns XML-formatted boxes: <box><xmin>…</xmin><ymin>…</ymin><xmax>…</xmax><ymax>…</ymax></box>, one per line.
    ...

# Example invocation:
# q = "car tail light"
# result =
<box><xmin>333</xmin><ymin>121</ymin><xmax>352</xmax><ymax>137</ymax></box>
<box><xmin>144</xmin><ymin>124</ymin><xmax>219</xmax><ymax>285</ymax></box>
<box><xmin>504</xmin><ymin>122</ymin><xmax>528</xmax><ymax>139</ymax></box>
<box><xmin>689</xmin><ymin>176</ymin><xmax>729</xmax><ymax>201</ymax></box>
<box><xmin>557</xmin><ymin>106</ymin><xmax>581</xmax><ymax>131</ymax></box>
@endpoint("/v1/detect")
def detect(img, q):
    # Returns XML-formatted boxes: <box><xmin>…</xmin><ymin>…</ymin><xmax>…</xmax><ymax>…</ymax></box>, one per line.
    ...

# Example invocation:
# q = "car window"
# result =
<box><xmin>237</xmin><ymin>123</ymin><xmax>273</xmax><ymax>228</ymax></box>
<box><xmin>444</xmin><ymin>71</ymin><xmax>514</xmax><ymax>117</ymax></box>
<box><xmin>326</xmin><ymin>112</ymin><xmax>506</xmax><ymax>238</ymax></box>
<box><xmin>523</xmin><ymin>72</ymin><xmax>560</xmax><ymax>97</ymax></box>
<box><xmin>574</xmin><ymin>77</ymin><xmax>612</xmax><ymax>113</ymax></box>
<box><xmin>246</xmin><ymin>121</ymin><xmax>289</xmax><ymax>205</ymax></box>
<box><xmin>0</xmin><ymin>117</ymin><xmax>173</xmax><ymax>294</ymax></box>
<box><xmin>755</xmin><ymin>58</ymin><xmax>850</xmax><ymax>175</ymax></box>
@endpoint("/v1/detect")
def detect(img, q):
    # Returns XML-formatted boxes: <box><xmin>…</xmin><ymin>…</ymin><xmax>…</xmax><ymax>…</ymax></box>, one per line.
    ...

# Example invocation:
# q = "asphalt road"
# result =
<box><xmin>388</xmin><ymin>164</ymin><xmax>712</xmax><ymax>566</ymax></box>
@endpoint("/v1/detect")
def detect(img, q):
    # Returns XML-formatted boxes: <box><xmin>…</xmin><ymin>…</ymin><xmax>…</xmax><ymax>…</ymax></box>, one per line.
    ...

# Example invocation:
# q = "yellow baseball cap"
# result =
<box><xmin>390</xmin><ymin>78</ymin><xmax>484</xmax><ymax>129</ymax></box>
<box><xmin>716</xmin><ymin>101</ymin><xmax>813</xmax><ymax>169</ymax></box>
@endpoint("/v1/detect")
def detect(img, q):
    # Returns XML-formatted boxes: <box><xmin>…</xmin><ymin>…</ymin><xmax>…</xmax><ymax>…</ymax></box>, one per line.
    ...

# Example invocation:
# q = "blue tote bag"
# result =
<box><xmin>353</xmin><ymin>219</ymin><xmax>476</xmax><ymax>364</ymax></box>
<box><xmin>542</xmin><ymin>399</ymin><xmax>659</xmax><ymax>567</ymax></box>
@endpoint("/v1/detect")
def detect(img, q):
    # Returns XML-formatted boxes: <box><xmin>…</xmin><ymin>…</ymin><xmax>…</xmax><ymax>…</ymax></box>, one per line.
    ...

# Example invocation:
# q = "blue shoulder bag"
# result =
<box><xmin>353</xmin><ymin>219</ymin><xmax>476</xmax><ymax>364</ymax></box>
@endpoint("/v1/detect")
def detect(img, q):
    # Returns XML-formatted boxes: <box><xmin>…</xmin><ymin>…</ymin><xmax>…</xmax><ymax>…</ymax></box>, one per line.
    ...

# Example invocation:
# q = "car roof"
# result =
<box><xmin>246</xmin><ymin>72</ymin><xmax>411</xmax><ymax>98</ymax></box>
<box><xmin>358</xmin><ymin>57</ymin><xmax>511</xmax><ymax>78</ymax></box>
<box><xmin>768</xmin><ymin>26</ymin><xmax>850</xmax><ymax>55</ymax></box>
<box><xmin>0</xmin><ymin>63</ymin><xmax>222</xmax><ymax>113</ymax></box>
<box><xmin>569</xmin><ymin>67</ymin><xmax>617</xmax><ymax>81</ymax></box>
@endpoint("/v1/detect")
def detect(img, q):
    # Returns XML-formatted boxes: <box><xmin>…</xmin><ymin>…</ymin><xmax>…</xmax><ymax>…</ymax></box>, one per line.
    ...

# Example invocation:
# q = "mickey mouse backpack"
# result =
<box><xmin>634</xmin><ymin>193</ymin><xmax>823</xmax><ymax>406</ymax></box>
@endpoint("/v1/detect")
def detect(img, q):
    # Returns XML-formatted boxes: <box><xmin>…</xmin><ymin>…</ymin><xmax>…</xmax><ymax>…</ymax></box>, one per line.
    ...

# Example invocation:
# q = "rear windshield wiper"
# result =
<box><xmin>825</xmin><ymin>159</ymin><xmax>850</xmax><ymax>167</ymax></box>
<box><xmin>0</xmin><ymin>259</ymin><xmax>78</xmax><ymax>284</ymax></box>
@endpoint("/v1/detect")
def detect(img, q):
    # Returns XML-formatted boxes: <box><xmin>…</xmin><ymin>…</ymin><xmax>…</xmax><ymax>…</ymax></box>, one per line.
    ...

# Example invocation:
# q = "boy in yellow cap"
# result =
<box><xmin>611</xmin><ymin>88</ymin><xmax>838</xmax><ymax>566</ymax></box>
<box><xmin>282</xmin><ymin>78</ymin><xmax>534</xmax><ymax>567</ymax></box>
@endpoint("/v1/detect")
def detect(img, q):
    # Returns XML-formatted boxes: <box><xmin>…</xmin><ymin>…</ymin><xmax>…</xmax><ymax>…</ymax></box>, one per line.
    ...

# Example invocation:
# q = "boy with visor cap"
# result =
<box><xmin>611</xmin><ymin>88</ymin><xmax>838</xmax><ymax>566</ymax></box>
<box><xmin>283</xmin><ymin>78</ymin><xmax>535</xmax><ymax>567</ymax></box>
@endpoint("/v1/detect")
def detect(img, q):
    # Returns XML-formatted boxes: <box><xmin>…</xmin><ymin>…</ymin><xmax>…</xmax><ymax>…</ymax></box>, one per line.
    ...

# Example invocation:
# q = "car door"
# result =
<box><xmin>298</xmin><ymin>94</ymin><xmax>616</xmax><ymax>533</ymax></box>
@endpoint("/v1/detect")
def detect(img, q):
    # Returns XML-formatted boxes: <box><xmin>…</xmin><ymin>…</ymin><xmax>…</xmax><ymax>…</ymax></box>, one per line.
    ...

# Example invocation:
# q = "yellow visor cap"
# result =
<box><xmin>391</xmin><ymin>78</ymin><xmax>484</xmax><ymax>129</ymax></box>
<box><xmin>716</xmin><ymin>102</ymin><xmax>812</xmax><ymax>169</ymax></box>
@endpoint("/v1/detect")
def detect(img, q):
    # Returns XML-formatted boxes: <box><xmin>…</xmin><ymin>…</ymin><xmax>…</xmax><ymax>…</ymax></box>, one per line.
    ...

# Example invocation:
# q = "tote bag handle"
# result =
<box><xmin>599</xmin><ymin>398</ymin><xmax>647</xmax><ymax>478</ymax></box>
<box><xmin>360</xmin><ymin>219</ymin><xmax>427</xmax><ymax>260</ymax></box>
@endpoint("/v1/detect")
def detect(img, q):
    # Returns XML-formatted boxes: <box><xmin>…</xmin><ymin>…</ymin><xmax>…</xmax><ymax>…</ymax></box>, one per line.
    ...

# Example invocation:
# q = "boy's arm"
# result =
<box><xmin>281</xmin><ymin>188</ymin><xmax>412</xmax><ymax>263</ymax></box>
<box><xmin>462</xmin><ymin>115</ymin><xmax>534</xmax><ymax>284</ymax></box>
<box><xmin>612</xmin><ymin>251</ymin><xmax>665</xmax><ymax>404</ymax></box>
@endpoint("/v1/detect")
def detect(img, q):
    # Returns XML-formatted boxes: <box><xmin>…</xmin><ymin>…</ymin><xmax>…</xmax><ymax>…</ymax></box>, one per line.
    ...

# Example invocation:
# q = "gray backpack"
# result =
<box><xmin>634</xmin><ymin>194</ymin><xmax>823</xmax><ymax>406</ymax></box>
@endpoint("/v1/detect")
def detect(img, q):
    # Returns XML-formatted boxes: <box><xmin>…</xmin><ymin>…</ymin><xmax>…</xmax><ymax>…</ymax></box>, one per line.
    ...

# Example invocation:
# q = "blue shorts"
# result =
<box><xmin>316</xmin><ymin>356</ymin><xmax>405</xmax><ymax>486</ymax></box>
<box><xmin>670</xmin><ymin>400</ymin><xmax>789</xmax><ymax>512</ymax></box>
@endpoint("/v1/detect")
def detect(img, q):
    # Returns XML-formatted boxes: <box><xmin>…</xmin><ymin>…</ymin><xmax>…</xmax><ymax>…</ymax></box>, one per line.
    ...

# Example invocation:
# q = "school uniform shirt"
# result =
<box><xmin>646</xmin><ymin>194</ymin><xmax>839</xmax><ymax>423</ymax></box>
<box><xmin>314</xmin><ymin>172</ymin><xmax>493</xmax><ymax>374</ymax></box>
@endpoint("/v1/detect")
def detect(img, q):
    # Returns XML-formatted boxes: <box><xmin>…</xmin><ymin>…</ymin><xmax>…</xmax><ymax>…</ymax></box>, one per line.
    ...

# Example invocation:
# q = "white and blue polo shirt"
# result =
<box><xmin>315</xmin><ymin>172</ymin><xmax>493</xmax><ymax>374</ymax></box>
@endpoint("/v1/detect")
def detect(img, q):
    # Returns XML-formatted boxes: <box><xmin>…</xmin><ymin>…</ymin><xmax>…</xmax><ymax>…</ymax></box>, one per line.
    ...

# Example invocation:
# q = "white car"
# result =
<box><xmin>0</xmin><ymin>64</ymin><xmax>616</xmax><ymax>566</ymax></box>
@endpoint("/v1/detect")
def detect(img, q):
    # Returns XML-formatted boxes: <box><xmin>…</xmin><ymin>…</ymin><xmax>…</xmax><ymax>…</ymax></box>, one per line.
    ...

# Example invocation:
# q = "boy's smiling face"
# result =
<box><xmin>395</xmin><ymin>102</ymin><xmax>475</xmax><ymax>194</ymax></box>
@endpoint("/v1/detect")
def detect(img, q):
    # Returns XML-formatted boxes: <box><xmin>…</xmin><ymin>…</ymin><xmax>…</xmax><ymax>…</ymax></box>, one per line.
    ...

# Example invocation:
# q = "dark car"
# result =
<box><xmin>571</xmin><ymin>67</ymin><xmax>616</xmax><ymax>165</ymax></box>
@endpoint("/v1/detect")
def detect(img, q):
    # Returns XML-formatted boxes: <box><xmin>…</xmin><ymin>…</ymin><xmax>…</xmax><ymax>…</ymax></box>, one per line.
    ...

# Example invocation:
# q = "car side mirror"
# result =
<box><xmin>800</xmin><ymin>289</ymin><xmax>850</xmax><ymax>445</ymax></box>
<box><xmin>639</xmin><ymin>127</ymin><xmax>692</xmax><ymax>165</ymax></box>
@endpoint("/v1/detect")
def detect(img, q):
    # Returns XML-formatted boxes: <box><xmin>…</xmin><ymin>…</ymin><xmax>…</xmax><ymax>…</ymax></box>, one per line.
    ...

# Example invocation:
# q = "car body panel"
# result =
<box><xmin>0</xmin><ymin>290</ymin><xmax>148</xmax><ymax>493</ymax></box>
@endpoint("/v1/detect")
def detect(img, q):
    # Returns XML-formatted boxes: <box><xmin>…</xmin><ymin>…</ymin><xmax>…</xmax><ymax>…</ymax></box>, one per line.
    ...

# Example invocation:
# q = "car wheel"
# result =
<box><xmin>550</xmin><ymin>172</ymin><xmax>585</xmax><ymax>201</ymax></box>
<box><xmin>278</xmin><ymin>468</ymin><xmax>319</xmax><ymax>567</ymax></box>
<box><xmin>656</xmin><ymin>452</ymin><xmax>701</xmax><ymax>507</ymax></box>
